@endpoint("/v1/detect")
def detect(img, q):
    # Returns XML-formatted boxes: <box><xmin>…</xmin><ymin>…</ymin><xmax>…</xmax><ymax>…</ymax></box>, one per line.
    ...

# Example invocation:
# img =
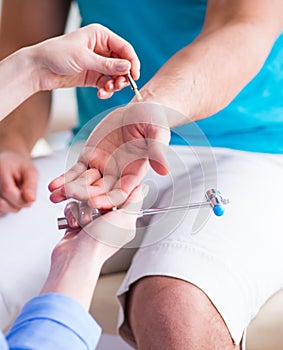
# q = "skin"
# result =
<box><xmin>47</xmin><ymin>1</ymin><xmax>283</xmax><ymax>349</ymax></box>
<box><xmin>41</xmin><ymin>185</ymin><xmax>144</xmax><ymax>310</ymax></box>
<box><xmin>0</xmin><ymin>3</ymin><xmax>139</xmax><ymax>214</ymax></box>
<box><xmin>0</xmin><ymin>21</ymin><xmax>143</xmax><ymax>346</ymax></box>
<box><xmin>49</xmin><ymin>0</ymin><xmax>283</xmax><ymax>209</ymax></box>
<box><xmin>1</xmin><ymin>1</ymin><xmax>283</xmax><ymax>349</ymax></box>
<box><xmin>0</xmin><ymin>0</ymin><xmax>72</xmax><ymax>213</ymax></box>
<box><xmin>0</xmin><ymin>24</ymin><xmax>139</xmax><ymax>121</ymax></box>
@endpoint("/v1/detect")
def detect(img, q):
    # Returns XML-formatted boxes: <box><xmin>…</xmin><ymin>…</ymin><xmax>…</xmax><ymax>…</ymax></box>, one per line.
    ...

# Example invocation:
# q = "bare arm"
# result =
<box><xmin>0</xmin><ymin>24</ymin><xmax>140</xmax><ymax>122</ymax></box>
<box><xmin>140</xmin><ymin>0</ymin><xmax>283</xmax><ymax>127</ymax></box>
<box><xmin>0</xmin><ymin>0</ymin><xmax>71</xmax><ymax>213</ymax></box>
<box><xmin>0</xmin><ymin>22</ymin><xmax>140</xmax><ymax>213</ymax></box>
<box><xmin>41</xmin><ymin>185</ymin><xmax>145</xmax><ymax>310</ymax></box>
<box><xmin>48</xmin><ymin>0</ymin><xmax>283</xmax><ymax>208</ymax></box>
<box><xmin>0</xmin><ymin>0</ymin><xmax>71</xmax><ymax>154</ymax></box>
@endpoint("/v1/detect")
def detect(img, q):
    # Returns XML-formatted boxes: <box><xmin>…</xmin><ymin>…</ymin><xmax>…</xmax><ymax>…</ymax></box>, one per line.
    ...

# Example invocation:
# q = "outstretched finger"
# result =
<box><xmin>48</xmin><ymin>161</ymin><xmax>88</xmax><ymax>192</ymax></box>
<box><xmin>52</xmin><ymin>168</ymin><xmax>102</xmax><ymax>203</ymax></box>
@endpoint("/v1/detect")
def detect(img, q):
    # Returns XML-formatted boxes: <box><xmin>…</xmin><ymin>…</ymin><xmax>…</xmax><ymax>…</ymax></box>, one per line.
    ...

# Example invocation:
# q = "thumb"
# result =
<box><xmin>21</xmin><ymin>166</ymin><xmax>39</xmax><ymax>203</ymax></box>
<box><xmin>147</xmin><ymin>126</ymin><xmax>170</xmax><ymax>175</ymax></box>
<box><xmin>149</xmin><ymin>140</ymin><xmax>169</xmax><ymax>175</ymax></box>
<box><xmin>82</xmin><ymin>185</ymin><xmax>148</xmax><ymax>248</ymax></box>
<box><xmin>85</xmin><ymin>50</ymin><xmax>131</xmax><ymax>75</ymax></box>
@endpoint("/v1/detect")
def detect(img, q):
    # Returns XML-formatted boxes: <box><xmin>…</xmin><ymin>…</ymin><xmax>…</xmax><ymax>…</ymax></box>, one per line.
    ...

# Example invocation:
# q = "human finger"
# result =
<box><xmin>80</xmin><ymin>49</ymin><xmax>131</xmax><ymax>77</ymax></box>
<box><xmin>113</xmin><ymin>75</ymin><xmax>129</xmax><ymax>90</ymax></box>
<box><xmin>64</xmin><ymin>201</ymin><xmax>80</xmax><ymax>229</ymax></box>
<box><xmin>0</xmin><ymin>198</ymin><xmax>20</xmax><ymax>215</ymax></box>
<box><xmin>64</xmin><ymin>201</ymin><xmax>97</xmax><ymax>230</ymax></box>
<box><xmin>0</xmin><ymin>172</ymin><xmax>27</xmax><ymax>209</ymax></box>
<box><xmin>49</xmin><ymin>162</ymin><xmax>90</xmax><ymax>203</ymax></box>
<box><xmin>100</xmin><ymin>26</ymin><xmax>140</xmax><ymax>79</ymax></box>
<box><xmin>59</xmin><ymin>168</ymin><xmax>103</xmax><ymax>202</ymax></box>
<box><xmin>103</xmin><ymin>76</ymin><xmax>129</xmax><ymax>92</ymax></box>
<box><xmin>88</xmin><ymin>158</ymin><xmax>149</xmax><ymax>209</ymax></box>
<box><xmin>81</xmin><ymin>24</ymin><xmax>140</xmax><ymax>79</ymax></box>
<box><xmin>88</xmin><ymin>175</ymin><xmax>139</xmax><ymax>209</ymax></box>
<box><xmin>82</xmin><ymin>185</ymin><xmax>147</xmax><ymax>247</ymax></box>
<box><xmin>78</xmin><ymin>201</ymin><xmax>94</xmax><ymax>226</ymax></box>
<box><xmin>96</xmin><ymin>76</ymin><xmax>128</xmax><ymax>99</ymax></box>
<box><xmin>97</xmin><ymin>88</ymin><xmax>114</xmax><ymax>99</ymax></box>
<box><xmin>148</xmin><ymin>137</ymin><xmax>170</xmax><ymax>176</ymax></box>
<box><xmin>20</xmin><ymin>163</ymin><xmax>39</xmax><ymax>203</ymax></box>
<box><xmin>48</xmin><ymin>161</ymin><xmax>88</xmax><ymax>192</ymax></box>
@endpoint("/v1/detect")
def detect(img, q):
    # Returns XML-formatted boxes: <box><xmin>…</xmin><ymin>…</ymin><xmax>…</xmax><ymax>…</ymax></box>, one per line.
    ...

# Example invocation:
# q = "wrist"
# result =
<box><xmin>40</xmin><ymin>232</ymin><xmax>114</xmax><ymax>309</ymax></box>
<box><xmin>131</xmin><ymin>86</ymin><xmax>189</xmax><ymax>129</ymax></box>
<box><xmin>12</xmin><ymin>48</ymin><xmax>39</xmax><ymax>96</ymax></box>
<box><xmin>0</xmin><ymin>48</ymin><xmax>39</xmax><ymax>121</ymax></box>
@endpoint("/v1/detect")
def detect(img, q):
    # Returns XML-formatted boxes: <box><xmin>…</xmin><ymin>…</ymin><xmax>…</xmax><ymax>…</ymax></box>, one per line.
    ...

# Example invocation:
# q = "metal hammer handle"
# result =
<box><xmin>57</xmin><ymin>188</ymin><xmax>229</xmax><ymax>230</ymax></box>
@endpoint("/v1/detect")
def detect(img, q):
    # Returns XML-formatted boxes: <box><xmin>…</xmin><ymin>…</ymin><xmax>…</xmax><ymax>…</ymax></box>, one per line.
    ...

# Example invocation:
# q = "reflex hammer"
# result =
<box><xmin>57</xmin><ymin>188</ymin><xmax>229</xmax><ymax>230</ymax></box>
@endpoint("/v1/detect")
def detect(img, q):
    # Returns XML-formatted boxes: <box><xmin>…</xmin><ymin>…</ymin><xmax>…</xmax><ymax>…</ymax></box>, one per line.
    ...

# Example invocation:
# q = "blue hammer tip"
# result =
<box><xmin>213</xmin><ymin>205</ymin><xmax>224</xmax><ymax>216</ymax></box>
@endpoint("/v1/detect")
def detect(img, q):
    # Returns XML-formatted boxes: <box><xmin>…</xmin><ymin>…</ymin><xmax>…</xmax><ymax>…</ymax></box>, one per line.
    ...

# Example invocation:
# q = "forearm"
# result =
<box><xmin>0</xmin><ymin>49</ymin><xmax>38</xmax><ymax>121</ymax></box>
<box><xmin>141</xmin><ymin>22</ymin><xmax>280</xmax><ymax>128</ymax></box>
<box><xmin>0</xmin><ymin>0</ymin><xmax>70</xmax><ymax>153</ymax></box>
<box><xmin>41</xmin><ymin>239</ymin><xmax>107</xmax><ymax>310</ymax></box>
<box><xmin>0</xmin><ymin>47</ymin><xmax>51</xmax><ymax>155</ymax></box>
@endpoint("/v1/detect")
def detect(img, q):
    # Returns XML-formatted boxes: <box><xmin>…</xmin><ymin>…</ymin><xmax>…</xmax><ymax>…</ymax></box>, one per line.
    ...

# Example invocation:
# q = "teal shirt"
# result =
<box><xmin>75</xmin><ymin>0</ymin><xmax>283</xmax><ymax>153</ymax></box>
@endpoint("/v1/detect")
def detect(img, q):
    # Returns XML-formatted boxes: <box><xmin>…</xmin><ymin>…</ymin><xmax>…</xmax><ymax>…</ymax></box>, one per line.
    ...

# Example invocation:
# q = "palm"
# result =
<box><xmin>49</xmin><ymin>103</ymin><xmax>170</xmax><ymax>208</ymax></box>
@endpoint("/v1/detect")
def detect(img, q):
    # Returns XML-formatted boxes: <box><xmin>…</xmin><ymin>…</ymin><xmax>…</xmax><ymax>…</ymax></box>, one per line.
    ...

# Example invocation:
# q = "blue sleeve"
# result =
<box><xmin>0</xmin><ymin>331</ymin><xmax>9</xmax><ymax>350</ymax></box>
<box><xmin>5</xmin><ymin>293</ymin><xmax>101</xmax><ymax>350</ymax></box>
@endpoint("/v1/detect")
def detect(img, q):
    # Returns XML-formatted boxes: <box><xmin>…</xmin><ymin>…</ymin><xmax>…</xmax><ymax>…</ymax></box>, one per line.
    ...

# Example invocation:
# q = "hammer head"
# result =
<box><xmin>205</xmin><ymin>189</ymin><xmax>229</xmax><ymax>216</ymax></box>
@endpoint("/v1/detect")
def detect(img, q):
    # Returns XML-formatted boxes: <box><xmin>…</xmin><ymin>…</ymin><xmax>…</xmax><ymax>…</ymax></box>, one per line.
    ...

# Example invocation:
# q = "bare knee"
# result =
<box><xmin>127</xmin><ymin>276</ymin><xmax>239</xmax><ymax>350</ymax></box>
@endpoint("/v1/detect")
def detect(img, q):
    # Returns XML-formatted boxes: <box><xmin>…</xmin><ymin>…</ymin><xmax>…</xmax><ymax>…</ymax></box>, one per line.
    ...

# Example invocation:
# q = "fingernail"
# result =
<box><xmin>98</xmin><ymin>90</ymin><xmax>107</xmax><ymax>97</ymax></box>
<box><xmin>116</xmin><ymin>61</ymin><xmax>130</xmax><ymax>72</ymax></box>
<box><xmin>70</xmin><ymin>217</ymin><xmax>79</xmax><ymax>228</ymax></box>
<box><xmin>141</xmin><ymin>183</ymin><xmax>149</xmax><ymax>197</ymax></box>
<box><xmin>108</xmin><ymin>82</ymin><xmax>114</xmax><ymax>90</ymax></box>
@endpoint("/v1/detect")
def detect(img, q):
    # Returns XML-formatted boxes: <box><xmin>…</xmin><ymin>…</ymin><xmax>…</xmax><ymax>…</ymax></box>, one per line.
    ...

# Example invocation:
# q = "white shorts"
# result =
<box><xmin>116</xmin><ymin>145</ymin><xmax>283</xmax><ymax>348</ymax></box>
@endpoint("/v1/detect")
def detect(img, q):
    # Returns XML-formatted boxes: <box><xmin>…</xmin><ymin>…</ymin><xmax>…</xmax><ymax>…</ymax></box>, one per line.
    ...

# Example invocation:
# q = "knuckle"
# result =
<box><xmin>65</xmin><ymin>185</ymin><xmax>81</xmax><ymax>200</ymax></box>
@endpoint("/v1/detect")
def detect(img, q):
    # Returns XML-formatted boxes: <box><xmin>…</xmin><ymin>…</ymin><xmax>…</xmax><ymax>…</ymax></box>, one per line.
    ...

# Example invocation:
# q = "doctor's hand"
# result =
<box><xmin>49</xmin><ymin>102</ymin><xmax>171</xmax><ymax>209</ymax></box>
<box><xmin>41</xmin><ymin>185</ymin><xmax>146</xmax><ymax>309</ymax></box>
<box><xmin>32</xmin><ymin>24</ymin><xmax>140</xmax><ymax>98</ymax></box>
<box><xmin>63</xmin><ymin>184</ymin><xmax>146</xmax><ymax>252</ymax></box>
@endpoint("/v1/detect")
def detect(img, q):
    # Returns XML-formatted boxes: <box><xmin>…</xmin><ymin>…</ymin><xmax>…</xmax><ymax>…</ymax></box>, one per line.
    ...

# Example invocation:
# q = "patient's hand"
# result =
<box><xmin>49</xmin><ymin>102</ymin><xmax>170</xmax><ymax>209</ymax></box>
<box><xmin>0</xmin><ymin>151</ymin><xmax>38</xmax><ymax>215</ymax></box>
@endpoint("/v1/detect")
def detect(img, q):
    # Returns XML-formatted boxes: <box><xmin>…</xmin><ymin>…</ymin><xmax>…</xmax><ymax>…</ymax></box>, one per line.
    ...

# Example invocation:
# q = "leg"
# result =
<box><xmin>128</xmin><ymin>276</ymin><xmax>240</xmax><ymax>350</ymax></box>
<box><xmin>118</xmin><ymin>146</ymin><xmax>283</xmax><ymax>349</ymax></box>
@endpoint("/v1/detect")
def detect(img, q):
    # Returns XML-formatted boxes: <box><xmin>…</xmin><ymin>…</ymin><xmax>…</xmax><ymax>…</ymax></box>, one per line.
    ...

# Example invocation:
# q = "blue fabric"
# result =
<box><xmin>74</xmin><ymin>0</ymin><xmax>283</xmax><ymax>153</ymax></box>
<box><xmin>0</xmin><ymin>331</ymin><xmax>8</xmax><ymax>350</ymax></box>
<box><xmin>1</xmin><ymin>293</ymin><xmax>101</xmax><ymax>350</ymax></box>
